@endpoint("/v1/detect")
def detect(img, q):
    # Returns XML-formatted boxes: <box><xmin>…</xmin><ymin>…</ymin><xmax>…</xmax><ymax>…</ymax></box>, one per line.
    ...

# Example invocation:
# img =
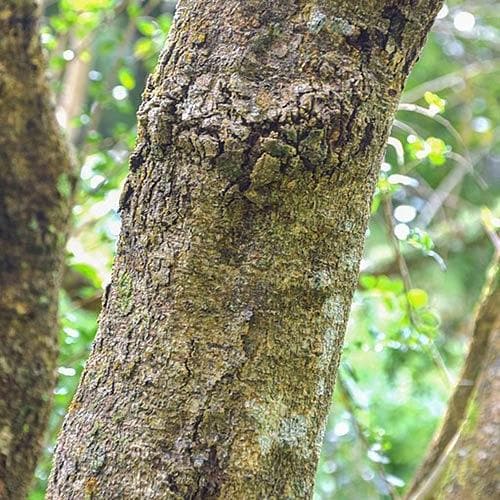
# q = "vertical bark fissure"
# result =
<box><xmin>49</xmin><ymin>1</ymin><xmax>442</xmax><ymax>498</ymax></box>
<box><xmin>0</xmin><ymin>2</ymin><xmax>74</xmax><ymax>498</ymax></box>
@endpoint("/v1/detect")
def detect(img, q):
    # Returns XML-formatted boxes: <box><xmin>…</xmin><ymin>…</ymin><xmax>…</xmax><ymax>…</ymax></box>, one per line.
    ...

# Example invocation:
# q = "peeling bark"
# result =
<box><xmin>48</xmin><ymin>1</ymin><xmax>442</xmax><ymax>498</ymax></box>
<box><xmin>407</xmin><ymin>259</ymin><xmax>500</xmax><ymax>500</ymax></box>
<box><xmin>0</xmin><ymin>1</ymin><xmax>74</xmax><ymax>498</ymax></box>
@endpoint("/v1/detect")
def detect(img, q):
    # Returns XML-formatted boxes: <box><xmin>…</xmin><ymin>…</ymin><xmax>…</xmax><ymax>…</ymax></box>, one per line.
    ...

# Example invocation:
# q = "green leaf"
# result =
<box><xmin>69</xmin><ymin>0</ymin><xmax>114</xmax><ymax>12</ymax></box>
<box><xmin>70</xmin><ymin>262</ymin><xmax>102</xmax><ymax>288</ymax></box>
<box><xmin>134</xmin><ymin>38</ymin><xmax>154</xmax><ymax>59</ymax></box>
<box><xmin>118</xmin><ymin>67</ymin><xmax>136</xmax><ymax>90</ymax></box>
<box><xmin>420</xmin><ymin>310</ymin><xmax>440</xmax><ymax>327</ymax></box>
<box><xmin>407</xmin><ymin>289</ymin><xmax>428</xmax><ymax>309</ymax></box>
<box><xmin>360</xmin><ymin>274</ymin><xmax>377</xmax><ymax>289</ymax></box>
<box><xmin>376</xmin><ymin>176</ymin><xmax>396</xmax><ymax>194</ymax></box>
<box><xmin>426</xmin><ymin>137</ymin><xmax>448</xmax><ymax>165</ymax></box>
<box><xmin>50</xmin><ymin>16</ymin><xmax>70</xmax><ymax>33</ymax></box>
<box><xmin>136</xmin><ymin>17</ymin><xmax>157</xmax><ymax>37</ymax></box>
<box><xmin>407</xmin><ymin>228</ymin><xmax>434</xmax><ymax>252</ymax></box>
<box><xmin>417</xmin><ymin>310</ymin><xmax>441</xmax><ymax>336</ymax></box>
<box><xmin>127</xmin><ymin>3</ymin><xmax>141</xmax><ymax>18</ymax></box>
<box><xmin>157</xmin><ymin>14</ymin><xmax>173</xmax><ymax>33</ymax></box>
<box><xmin>377</xmin><ymin>276</ymin><xmax>405</xmax><ymax>294</ymax></box>
<box><xmin>407</xmin><ymin>135</ymin><xmax>427</xmax><ymax>160</ymax></box>
<box><xmin>371</xmin><ymin>193</ymin><xmax>381</xmax><ymax>214</ymax></box>
<box><xmin>424</xmin><ymin>91</ymin><xmax>446</xmax><ymax>114</ymax></box>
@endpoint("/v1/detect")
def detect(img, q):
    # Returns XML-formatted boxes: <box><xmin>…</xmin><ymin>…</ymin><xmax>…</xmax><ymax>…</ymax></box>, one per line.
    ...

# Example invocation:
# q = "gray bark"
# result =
<box><xmin>49</xmin><ymin>1</ymin><xmax>442</xmax><ymax>498</ymax></box>
<box><xmin>0</xmin><ymin>1</ymin><xmax>74</xmax><ymax>498</ymax></box>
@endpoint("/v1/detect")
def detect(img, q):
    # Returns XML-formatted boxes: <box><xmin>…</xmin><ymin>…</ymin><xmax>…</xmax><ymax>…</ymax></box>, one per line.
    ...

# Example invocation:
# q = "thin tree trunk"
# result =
<box><xmin>407</xmin><ymin>257</ymin><xmax>499</xmax><ymax>500</ymax></box>
<box><xmin>0</xmin><ymin>2</ymin><xmax>74</xmax><ymax>498</ymax></box>
<box><xmin>57</xmin><ymin>38</ymin><xmax>91</xmax><ymax>144</ymax></box>
<box><xmin>49</xmin><ymin>1</ymin><xmax>442</xmax><ymax>498</ymax></box>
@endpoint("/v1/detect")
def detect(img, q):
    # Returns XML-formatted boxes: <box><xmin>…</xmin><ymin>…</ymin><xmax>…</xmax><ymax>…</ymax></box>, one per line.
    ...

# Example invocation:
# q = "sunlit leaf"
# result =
<box><xmin>134</xmin><ymin>37</ymin><xmax>155</xmax><ymax>59</ymax></box>
<box><xmin>424</xmin><ymin>91</ymin><xmax>446</xmax><ymax>114</ymax></box>
<box><xmin>426</xmin><ymin>137</ymin><xmax>448</xmax><ymax>165</ymax></box>
<box><xmin>407</xmin><ymin>289</ymin><xmax>429</xmax><ymax>309</ymax></box>
<box><xmin>136</xmin><ymin>17</ymin><xmax>158</xmax><ymax>37</ymax></box>
<box><xmin>118</xmin><ymin>67</ymin><xmax>136</xmax><ymax>90</ymax></box>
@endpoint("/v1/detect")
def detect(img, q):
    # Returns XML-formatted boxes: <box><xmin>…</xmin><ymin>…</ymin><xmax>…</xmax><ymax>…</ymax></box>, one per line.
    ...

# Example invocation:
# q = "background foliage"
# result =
<box><xmin>31</xmin><ymin>1</ymin><xmax>500</xmax><ymax>498</ymax></box>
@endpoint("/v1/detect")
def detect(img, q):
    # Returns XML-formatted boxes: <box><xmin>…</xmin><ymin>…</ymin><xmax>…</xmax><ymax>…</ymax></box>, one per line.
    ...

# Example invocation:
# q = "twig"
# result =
<box><xmin>383</xmin><ymin>196</ymin><xmax>453</xmax><ymax>388</ymax></box>
<box><xmin>397</xmin><ymin>103</ymin><xmax>487</xmax><ymax>190</ymax></box>
<box><xmin>402</xmin><ymin>59</ymin><xmax>500</xmax><ymax>103</ymax></box>
<box><xmin>337</xmin><ymin>375</ymin><xmax>401</xmax><ymax>500</ymax></box>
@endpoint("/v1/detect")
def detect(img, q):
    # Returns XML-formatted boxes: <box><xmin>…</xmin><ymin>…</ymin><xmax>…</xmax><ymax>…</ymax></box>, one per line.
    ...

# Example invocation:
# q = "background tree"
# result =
<box><xmin>406</xmin><ymin>252</ymin><xmax>499</xmax><ymax>499</ymax></box>
<box><xmin>0</xmin><ymin>1</ymin><xmax>74</xmax><ymax>498</ymax></box>
<box><xmin>47</xmin><ymin>0</ymin><xmax>443</xmax><ymax>497</ymax></box>
<box><xmin>22</xmin><ymin>0</ymin><xmax>499</xmax><ymax>498</ymax></box>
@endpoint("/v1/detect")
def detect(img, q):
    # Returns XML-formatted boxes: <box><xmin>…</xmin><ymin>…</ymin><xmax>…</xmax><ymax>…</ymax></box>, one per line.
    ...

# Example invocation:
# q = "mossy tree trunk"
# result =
<box><xmin>0</xmin><ymin>1</ymin><xmax>74</xmax><ymax>498</ymax></box>
<box><xmin>49</xmin><ymin>1</ymin><xmax>442</xmax><ymax>498</ymax></box>
<box><xmin>407</xmin><ymin>259</ymin><xmax>500</xmax><ymax>500</ymax></box>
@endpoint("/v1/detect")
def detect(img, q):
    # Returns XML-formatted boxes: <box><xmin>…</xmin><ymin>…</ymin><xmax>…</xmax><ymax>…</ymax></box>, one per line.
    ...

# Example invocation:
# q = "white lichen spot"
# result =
<box><xmin>322</xmin><ymin>295</ymin><xmax>344</xmax><ymax>323</ymax></box>
<box><xmin>0</xmin><ymin>425</ymin><xmax>13</xmax><ymax>456</ymax></box>
<box><xmin>341</xmin><ymin>220</ymin><xmax>355</xmax><ymax>232</ymax></box>
<box><xmin>310</xmin><ymin>269</ymin><xmax>333</xmax><ymax>290</ymax></box>
<box><xmin>320</xmin><ymin>295</ymin><xmax>345</xmax><ymax>369</ymax></box>
<box><xmin>320</xmin><ymin>327</ymin><xmax>338</xmax><ymax>370</ymax></box>
<box><xmin>314</xmin><ymin>417</ymin><xmax>329</xmax><ymax>456</ymax></box>
<box><xmin>193</xmin><ymin>454</ymin><xmax>207</xmax><ymax>467</ymax></box>
<box><xmin>278</xmin><ymin>415</ymin><xmax>308</xmax><ymax>447</ymax></box>
<box><xmin>246</xmin><ymin>399</ymin><xmax>310</xmax><ymax>456</ymax></box>
<box><xmin>258</xmin><ymin>434</ymin><xmax>273</xmax><ymax>455</ymax></box>
<box><xmin>14</xmin><ymin>302</ymin><xmax>28</xmax><ymax>315</ymax></box>
<box><xmin>308</xmin><ymin>9</ymin><xmax>327</xmax><ymax>34</ymax></box>
<box><xmin>339</xmin><ymin>247</ymin><xmax>361</xmax><ymax>273</ymax></box>
<box><xmin>316</xmin><ymin>378</ymin><xmax>326</xmax><ymax>397</ymax></box>
<box><xmin>385</xmin><ymin>38</ymin><xmax>397</xmax><ymax>54</ymax></box>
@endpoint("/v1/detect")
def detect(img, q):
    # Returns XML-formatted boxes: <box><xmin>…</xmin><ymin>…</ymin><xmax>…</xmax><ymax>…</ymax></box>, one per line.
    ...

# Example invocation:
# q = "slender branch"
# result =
<box><xmin>397</xmin><ymin>103</ymin><xmax>487</xmax><ymax>190</ymax></box>
<box><xmin>382</xmin><ymin>196</ymin><xmax>453</xmax><ymax>388</ymax></box>
<box><xmin>57</xmin><ymin>36</ymin><xmax>91</xmax><ymax>144</ymax></box>
<box><xmin>401</xmin><ymin>59</ymin><xmax>500</xmax><ymax>104</ymax></box>
<box><xmin>405</xmin><ymin>254</ymin><xmax>500</xmax><ymax>499</ymax></box>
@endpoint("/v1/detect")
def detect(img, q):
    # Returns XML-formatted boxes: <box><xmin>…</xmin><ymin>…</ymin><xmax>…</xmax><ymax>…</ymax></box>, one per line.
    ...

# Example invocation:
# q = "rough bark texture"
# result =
<box><xmin>49</xmin><ymin>1</ymin><xmax>442</xmax><ymax>498</ymax></box>
<box><xmin>0</xmin><ymin>1</ymin><xmax>74</xmax><ymax>498</ymax></box>
<box><xmin>407</xmin><ymin>259</ymin><xmax>500</xmax><ymax>500</ymax></box>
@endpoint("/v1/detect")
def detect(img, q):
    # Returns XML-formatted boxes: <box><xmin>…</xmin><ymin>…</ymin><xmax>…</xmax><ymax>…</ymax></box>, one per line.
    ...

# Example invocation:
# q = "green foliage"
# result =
<box><xmin>407</xmin><ymin>289</ymin><xmax>428</xmax><ymax>309</ymax></box>
<box><xmin>31</xmin><ymin>1</ymin><xmax>500</xmax><ymax>498</ymax></box>
<box><xmin>424</xmin><ymin>91</ymin><xmax>446</xmax><ymax>115</ymax></box>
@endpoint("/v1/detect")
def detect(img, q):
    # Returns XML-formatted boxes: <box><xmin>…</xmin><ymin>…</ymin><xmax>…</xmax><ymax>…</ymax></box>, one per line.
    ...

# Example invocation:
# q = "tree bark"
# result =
<box><xmin>48</xmin><ymin>1</ymin><xmax>442</xmax><ymax>498</ymax></box>
<box><xmin>407</xmin><ymin>258</ymin><xmax>500</xmax><ymax>500</ymax></box>
<box><xmin>0</xmin><ymin>2</ymin><xmax>74</xmax><ymax>498</ymax></box>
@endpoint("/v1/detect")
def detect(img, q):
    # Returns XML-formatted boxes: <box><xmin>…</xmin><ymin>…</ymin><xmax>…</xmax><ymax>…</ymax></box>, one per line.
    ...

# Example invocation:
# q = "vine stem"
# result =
<box><xmin>382</xmin><ymin>196</ymin><xmax>453</xmax><ymax>388</ymax></box>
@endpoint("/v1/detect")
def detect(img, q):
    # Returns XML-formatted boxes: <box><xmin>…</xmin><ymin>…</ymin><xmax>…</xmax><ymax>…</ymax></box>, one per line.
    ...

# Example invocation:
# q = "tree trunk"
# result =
<box><xmin>48</xmin><ymin>1</ymin><xmax>442</xmax><ymax>498</ymax></box>
<box><xmin>0</xmin><ymin>2</ymin><xmax>74</xmax><ymax>498</ymax></box>
<box><xmin>407</xmin><ymin>258</ymin><xmax>500</xmax><ymax>500</ymax></box>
